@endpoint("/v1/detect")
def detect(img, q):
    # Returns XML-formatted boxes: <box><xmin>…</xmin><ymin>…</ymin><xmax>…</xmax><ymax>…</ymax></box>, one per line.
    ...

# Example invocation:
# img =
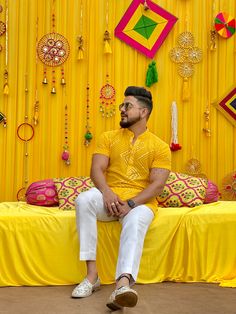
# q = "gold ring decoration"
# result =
<box><xmin>37</xmin><ymin>32</ymin><xmax>70</xmax><ymax>67</ymax></box>
<box><xmin>111</xmin><ymin>202</ymin><xmax>115</xmax><ymax>206</ymax></box>
<box><xmin>17</xmin><ymin>123</ymin><xmax>34</xmax><ymax>142</ymax></box>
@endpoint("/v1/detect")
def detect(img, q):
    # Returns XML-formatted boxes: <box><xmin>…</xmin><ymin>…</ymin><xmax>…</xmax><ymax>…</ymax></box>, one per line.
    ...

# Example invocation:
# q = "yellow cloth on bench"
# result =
<box><xmin>0</xmin><ymin>201</ymin><xmax>236</xmax><ymax>287</ymax></box>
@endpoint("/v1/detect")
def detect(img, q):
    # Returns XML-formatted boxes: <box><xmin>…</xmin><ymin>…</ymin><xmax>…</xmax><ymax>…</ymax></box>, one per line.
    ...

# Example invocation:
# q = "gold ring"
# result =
<box><xmin>111</xmin><ymin>202</ymin><xmax>115</xmax><ymax>206</ymax></box>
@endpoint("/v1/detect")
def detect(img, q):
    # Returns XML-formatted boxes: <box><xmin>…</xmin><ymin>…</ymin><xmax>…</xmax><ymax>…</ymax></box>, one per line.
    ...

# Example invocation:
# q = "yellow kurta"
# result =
<box><xmin>94</xmin><ymin>128</ymin><xmax>171</xmax><ymax>212</ymax></box>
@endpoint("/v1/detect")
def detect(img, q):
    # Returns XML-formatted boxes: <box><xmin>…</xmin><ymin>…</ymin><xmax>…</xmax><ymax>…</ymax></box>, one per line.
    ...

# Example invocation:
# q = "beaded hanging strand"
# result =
<box><xmin>0</xmin><ymin>2</ymin><xmax>7</xmax><ymax>127</ymax></box>
<box><xmin>3</xmin><ymin>0</ymin><xmax>8</xmax><ymax>96</ymax></box>
<box><xmin>33</xmin><ymin>13</ymin><xmax>39</xmax><ymax>125</ymax></box>
<box><xmin>61</xmin><ymin>103</ymin><xmax>70</xmax><ymax>165</ymax></box>
<box><xmin>17</xmin><ymin>3</ymin><xmax>35</xmax><ymax>200</ymax></box>
<box><xmin>77</xmin><ymin>0</ymin><xmax>84</xmax><ymax>60</ymax></box>
<box><xmin>1</xmin><ymin>0</ymin><xmax>8</xmax><ymax>127</ymax></box>
<box><xmin>84</xmin><ymin>84</ymin><xmax>93</xmax><ymax>146</ymax></box>
<box><xmin>51</xmin><ymin>0</ymin><xmax>56</xmax><ymax>94</ymax></box>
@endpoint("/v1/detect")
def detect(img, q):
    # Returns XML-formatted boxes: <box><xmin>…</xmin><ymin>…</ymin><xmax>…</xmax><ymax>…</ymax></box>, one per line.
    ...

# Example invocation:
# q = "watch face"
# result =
<box><xmin>127</xmin><ymin>199</ymin><xmax>135</xmax><ymax>208</ymax></box>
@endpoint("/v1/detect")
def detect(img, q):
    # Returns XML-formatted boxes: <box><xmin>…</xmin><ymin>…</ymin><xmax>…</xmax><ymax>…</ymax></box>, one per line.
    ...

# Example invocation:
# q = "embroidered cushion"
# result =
<box><xmin>25</xmin><ymin>179</ymin><xmax>59</xmax><ymax>206</ymax></box>
<box><xmin>204</xmin><ymin>180</ymin><xmax>220</xmax><ymax>203</ymax></box>
<box><xmin>157</xmin><ymin>172</ymin><xmax>208</xmax><ymax>207</ymax></box>
<box><xmin>53</xmin><ymin>176</ymin><xmax>94</xmax><ymax>210</ymax></box>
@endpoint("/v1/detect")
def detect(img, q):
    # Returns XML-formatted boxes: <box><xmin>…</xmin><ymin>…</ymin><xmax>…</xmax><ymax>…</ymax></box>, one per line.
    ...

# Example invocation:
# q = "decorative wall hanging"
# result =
<box><xmin>213</xmin><ymin>87</ymin><xmax>236</xmax><ymax>126</ymax></box>
<box><xmin>3</xmin><ymin>0</ymin><xmax>8</xmax><ymax>95</ymax></box>
<box><xmin>214</xmin><ymin>12</ymin><xmax>235</xmax><ymax>39</ymax></box>
<box><xmin>77</xmin><ymin>0</ymin><xmax>84</xmax><ymax>60</ymax></box>
<box><xmin>203</xmin><ymin>105</ymin><xmax>211</xmax><ymax>136</ymax></box>
<box><xmin>16</xmin><ymin>115</ymin><xmax>35</xmax><ymax>200</ymax></box>
<box><xmin>0</xmin><ymin>4</ymin><xmax>6</xmax><ymax>124</ymax></box>
<box><xmin>61</xmin><ymin>104</ymin><xmax>70</xmax><ymax>165</ymax></box>
<box><xmin>185</xmin><ymin>158</ymin><xmax>207</xmax><ymax>179</ymax></box>
<box><xmin>115</xmin><ymin>0</ymin><xmax>178</xmax><ymax>58</ymax></box>
<box><xmin>170</xmin><ymin>32</ymin><xmax>202</xmax><ymax>101</ymax></box>
<box><xmin>17</xmin><ymin>1</ymin><xmax>34</xmax><ymax>201</ymax></box>
<box><xmin>99</xmin><ymin>75</ymin><xmax>116</xmax><ymax>118</ymax></box>
<box><xmin>170</xmin><ymin>101</ymin><xmax>181</xmax><ymax>151</ymax></box>
<box><xmin>84</xmin><ymin>84</ymin><xmax>93</xmax><ymax>146</ymax></box>
<box><xmin>33</xmin><ymin>16</ymin><xmax>39</xmax><ymax>125</ymax></box>
<box><xmin>37</xmin><ymin>0</ymin><xmax>70</xmax><ymax>93</ymax></box>
<box><xmin>221</xmin><ymin>171</ymin><xmax>236</xmax><ymax>201</ymax></box>
<box><xmin>145</xmin><ymin>60</ymin><xmax>158</xmax><ymax>87</ymax></box>
<box><xmin>209</xmin><ymin>1</ymin><xmax>217</xmax><ymax>51</ymax></box>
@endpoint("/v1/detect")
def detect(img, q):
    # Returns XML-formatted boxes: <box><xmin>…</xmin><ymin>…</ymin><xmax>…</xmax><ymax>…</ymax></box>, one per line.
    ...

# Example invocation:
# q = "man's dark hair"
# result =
<box><xmin>124</xmin><ymin>86</ymin><xmax>153</xmax><ymax>115</ymax></box>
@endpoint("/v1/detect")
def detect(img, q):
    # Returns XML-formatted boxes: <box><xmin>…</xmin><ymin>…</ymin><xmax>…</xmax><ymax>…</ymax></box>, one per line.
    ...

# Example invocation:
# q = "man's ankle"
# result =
<box><xmin>116</xmin><ymin>273</ymin><xmax>131</xmax><ymax>289</ymax></box>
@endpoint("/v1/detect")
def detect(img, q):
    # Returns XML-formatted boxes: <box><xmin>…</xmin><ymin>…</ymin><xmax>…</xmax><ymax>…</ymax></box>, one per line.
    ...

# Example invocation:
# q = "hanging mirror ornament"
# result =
<box><xmin>99</xmin><ymin>75</ymin><xmax>116</xmax><ymax>118</ymax></box>
<box><xmin>170</xmin><ymin>32</ymin><xmax>202</xmax><ymax>101</ymax></box>
<box><xmin>37</xmin><ymin>32</ymin><xmax>70</xmax><ymax>93</ymax></box>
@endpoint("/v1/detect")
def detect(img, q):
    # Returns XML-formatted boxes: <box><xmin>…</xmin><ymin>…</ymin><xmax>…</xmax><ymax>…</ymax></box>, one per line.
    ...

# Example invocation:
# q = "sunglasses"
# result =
<box><xmin>119</xmin><ymin>102</ymin><xmax>143</xmax><ymax>111</ymax></box>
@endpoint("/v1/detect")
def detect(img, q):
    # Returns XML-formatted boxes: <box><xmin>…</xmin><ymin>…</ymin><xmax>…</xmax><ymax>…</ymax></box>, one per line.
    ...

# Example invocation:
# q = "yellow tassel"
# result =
<box><xmin>182</xmin><ymin>77</ymin><xmax>190</xmax><ymax>101</ymax></box>
<box><xmin>3</xmin><ymin>83</ymin><xmax>9</xmax><ymax>95</ymax></box>
<box><xmin>77</xmin><ymin>48</ymin><xmax>84</xmax><ymax>60</ymax></box>
<box><xmin>33</xmin><ymin>111</ymin><xmax>39</xmax><ymax>126</ymax></box>
<box><xmin>104</xmin><ymin>40</ymin><xmax>112</xmax><ymax>54</ymax></box>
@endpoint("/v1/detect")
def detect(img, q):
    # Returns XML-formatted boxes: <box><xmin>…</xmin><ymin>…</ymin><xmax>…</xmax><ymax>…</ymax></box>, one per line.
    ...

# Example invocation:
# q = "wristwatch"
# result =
<box><xmin>127</xmin><ymin>199</ymin><xmax>136</xmax><ymax>209</ymax></box>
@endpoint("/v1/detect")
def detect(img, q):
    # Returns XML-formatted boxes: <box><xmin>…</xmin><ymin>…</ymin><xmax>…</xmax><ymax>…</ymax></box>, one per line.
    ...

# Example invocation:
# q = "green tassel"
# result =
<box><xmin>145</xmin><ymin>61</ymin><xmax>158</xmax><ymax>87</ymax></box>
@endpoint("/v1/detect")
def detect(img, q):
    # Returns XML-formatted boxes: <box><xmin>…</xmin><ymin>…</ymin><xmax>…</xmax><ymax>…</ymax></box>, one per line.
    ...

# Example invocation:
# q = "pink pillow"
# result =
<box><xmin>204</xmin><ymin>180</ymin><xmax>220</xmax><ymax>203</ymax></box>
<box><xmin>25</xmin><ymin>179</ymin><xmax>59</xmax><ymax>206</ymax></box>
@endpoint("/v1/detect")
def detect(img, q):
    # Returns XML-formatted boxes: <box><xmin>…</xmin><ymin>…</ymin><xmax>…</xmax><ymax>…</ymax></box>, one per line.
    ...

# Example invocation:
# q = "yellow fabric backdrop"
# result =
<box><xmin>0</xmin><ymin>0</ymin><xmax>235</xmax><ymax>201</ymax></box>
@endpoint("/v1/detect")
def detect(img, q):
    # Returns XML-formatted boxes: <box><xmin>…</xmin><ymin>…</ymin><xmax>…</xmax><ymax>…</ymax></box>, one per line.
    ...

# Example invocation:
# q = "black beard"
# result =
<box><xmin>120</xmin><ymin>115</ymin><xmax>141</xmax><ymax>128</ymax></box>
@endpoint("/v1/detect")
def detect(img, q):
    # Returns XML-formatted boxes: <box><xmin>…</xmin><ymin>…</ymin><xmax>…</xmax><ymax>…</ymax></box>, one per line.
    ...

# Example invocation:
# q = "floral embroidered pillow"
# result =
<box><xmin>157</xmin><ymin>172</ymin><xmax>208</xmax><ymax>207</ymax></box>
<box><xmin>53</xmin><ymin>176</ymin><xmax>94</xmax><ymax>210</ymax></box>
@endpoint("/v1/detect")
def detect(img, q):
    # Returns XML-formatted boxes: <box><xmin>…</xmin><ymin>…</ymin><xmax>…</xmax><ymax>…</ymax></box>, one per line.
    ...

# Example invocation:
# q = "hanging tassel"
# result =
<box><xmin>77</xmin><ymin>36</ymin><xmax>84</xmax><ymax>60</ymax></box>
<box><xmin>3</xmin><ymin>83</ymin><xmax>9</xmax><ymax>95</ymax></box>
<box><xmin>145</xmin><ymin>61</ymin><xmax>158</xmax><ymax>87</ymax></box>
<box><xmin>182</xmin><ymin>77</ymin><xmax>190</xmax><ymax>101</ymax></box>
<box><xmin>170</xmin><ymin>101</ymin><xmax>182</xmax><ymax>152</ymax></box>
<box><xmin>104</xmin><ymin>30</ymin><xmax>112</xmax><ymax>54</ymax></box>
<box><xmin>77</xmin><ymin>48</ymin><xmax>84</xmax><ymax>60</ymax></box>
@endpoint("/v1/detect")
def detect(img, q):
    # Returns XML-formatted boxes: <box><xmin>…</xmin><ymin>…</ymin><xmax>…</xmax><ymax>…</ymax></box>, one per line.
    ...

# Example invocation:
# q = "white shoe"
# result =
<box><xmin>71</xmin><ymin>277</ymin><xmax>100</xmax><ymax>298</ymax></box>
<box><xmin>106</xmin><ymin>286</ymin><xmax>138</xmax><ymax>310</ymax></box>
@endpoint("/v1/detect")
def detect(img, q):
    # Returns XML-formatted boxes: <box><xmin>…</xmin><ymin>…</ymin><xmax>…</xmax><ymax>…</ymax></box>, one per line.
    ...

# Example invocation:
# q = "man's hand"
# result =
<box><xmin>102</xmin><ymin>188</ymin><xmax>125</xmax><ymax>216</ymax></box>
<box><xmin>117</xmin><ymin>202</ymin><xmax>132</xmax><ymax>218</ymax></box>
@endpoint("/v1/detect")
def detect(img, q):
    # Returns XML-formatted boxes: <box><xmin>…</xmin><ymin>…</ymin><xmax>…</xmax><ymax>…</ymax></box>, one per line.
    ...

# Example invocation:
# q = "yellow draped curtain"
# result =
<box><xmin>0</xmin><ymin>0</ymin><xmax>235</xmax><ymax>201</ymax></box>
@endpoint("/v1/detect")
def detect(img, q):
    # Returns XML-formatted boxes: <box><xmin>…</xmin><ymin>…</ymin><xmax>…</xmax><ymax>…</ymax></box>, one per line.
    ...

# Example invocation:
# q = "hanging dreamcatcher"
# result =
<box><xmin>99</xmin><ymin>75</ymin><xmax>116</xmax><ymax>118</ymax></box>
<box><xmin>169</xmin><ymin>32</ymin><xmax>202</xmax><ymax>101</ymax></box>
<box><xmin>221</xmin><ymin>171</ymin><xmax>236</xmax><ymax>201</ymax></box>
<box><xmin>37</xmin><ymin>1</ymin><xmax>70</xmax><ymax>94</ymax></box>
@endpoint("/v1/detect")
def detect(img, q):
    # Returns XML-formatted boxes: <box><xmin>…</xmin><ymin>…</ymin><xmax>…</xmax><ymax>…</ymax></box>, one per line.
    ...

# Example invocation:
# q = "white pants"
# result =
<box><xmin>75</xmin><ymin>187</ymin><xmax>154</xmax><ymax>283</ymax></box>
